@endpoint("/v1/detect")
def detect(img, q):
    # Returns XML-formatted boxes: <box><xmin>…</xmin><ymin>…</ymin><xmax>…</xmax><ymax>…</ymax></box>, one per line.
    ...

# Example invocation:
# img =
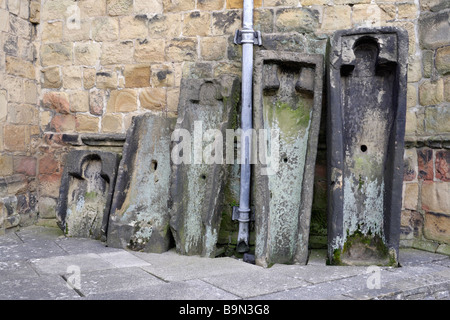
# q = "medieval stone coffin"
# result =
<box><xmin>326</xmin><ymin>27</ymin><xmax>408</xmax><ymax>265</ymax></box>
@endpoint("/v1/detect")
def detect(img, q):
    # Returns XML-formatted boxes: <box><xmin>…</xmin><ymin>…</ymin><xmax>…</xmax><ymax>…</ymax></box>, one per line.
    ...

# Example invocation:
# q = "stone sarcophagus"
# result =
<box><xmin>327</xmin><ymin>27</ymin><xmax>408</xmax><ymax>266</ymax></box>
<box><xmin>56</xmin><ymin>150</ymin><xmax>120</xmax><ymax>240</ymax></box>
<box><xmin>107</xmin><ymin>113</ymin><xmax>176</xmax><ymax>253</ymax></box>
<box><xmin>169</xmin><ymin>76</ymin><xmax>240</xmax><ymax>257</ymax></box>
<box><xmin>253</xmin><ymin>51</ymin><xmax>324</xmax><ymax>267</ymax></box>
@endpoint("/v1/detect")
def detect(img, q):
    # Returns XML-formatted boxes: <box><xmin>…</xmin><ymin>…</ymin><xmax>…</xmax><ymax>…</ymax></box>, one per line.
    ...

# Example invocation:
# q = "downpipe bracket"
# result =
<box><xmin>233</xmin><ymin>30</ymin><xmax>262</xmax><ymax>46</ymax></box>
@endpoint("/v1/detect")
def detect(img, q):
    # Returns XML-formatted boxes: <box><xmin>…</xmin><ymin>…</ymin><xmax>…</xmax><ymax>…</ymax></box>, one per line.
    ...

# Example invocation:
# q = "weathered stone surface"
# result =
<box><xmin>56</xmin><ymin>150</ymin><xmax>120</xmax><ymax>241</ymax></box>
<box><xmin>183</xmin><ymin>11</ymin><xmax>211</xmax><ymax>37</ymax></box>
<box><xmin>139</xmin><ymin>88</ymin><xmax>166</xmax><ymax>111</ymax></box>
<box><xmin>421</xmin><ymin>181</ymin><xmax>450</xmax><ymax>214</ymax></box>
<box><xmin>107</xmin><ymin>0</ymin><xmax>133</xmax><ymax>16</ymax></box>
<box><xmin>419</xmin><ymin>79</ymin><xmax>444</xmax><ymax>106</ymax></box>
<box><xmin>436</xmin><ymin>46</ymin><xmax>450</xmax><ymax>75</ymax></box>
<box><xmin>107</xmin><ymin>114</ymin><xmax>175</xmax><ymax>253</ymax></box>
<box><xmin>253</xmin><ymin>51</ymin><xmax>323</xmax><ymax>267</ymax></box>
<box><xmin>124</xmin><ymin>65</ymin><xmax>151</xmax><ymax>88</ymax></box>
<box><xmin>435</xmin><ymin>150</ymin><xmax>450</xmax><ymax>182</ymax></box>
<box><xmin>420</xmin><ymin>0</ymin><xmax>450</xmax><ymax>13</ymax></box>
<box><xmin>119</xmin><ymin>15</ymin><xmax>148</xmax><ymax>40</ymax></box>
<box><xmin>418</xmin><ymin>148</ymin><xmax>433</xmax><ymax>180</ymax></box>
<box><xmin>169</xmin><ymin>75</ymin><xmax>240</xmax><ymax>257</ymax></box>
<box><xmin>106</xmin><ymin>89</ymin><xmax>138</xmax><ymax>112</ymax></box>
<box><xmin>135</xmin><ymin>39</ymin><xmax>166</xmax><ymax>62</ymax></box>
<box><xmin>327</xmin><ymin>27</ymin><xmax>409</xmax><ymax>266</ymax></box>
<box><xmin>40</xmin><ymin>43</ymin><xmax>72</xmax><ymax>67</ymax></box>
<box><xmin>419</xmin><ymin>11</ymin><xmax>450</xmax><ymax>50</ymax></box>
<box><xmin>275</xmin><ymin>7</ymin><xmax>319</xmax><ymax>33</ymax></box>
<box><xmin>42</xmin><ymin>92</ymin><xmax>70</xmax><ymax>114</ymax></box>
<box><xmin>424</xmin><ymin>211</ymin><xmax>450</xmax><ymax>244</ymax></box>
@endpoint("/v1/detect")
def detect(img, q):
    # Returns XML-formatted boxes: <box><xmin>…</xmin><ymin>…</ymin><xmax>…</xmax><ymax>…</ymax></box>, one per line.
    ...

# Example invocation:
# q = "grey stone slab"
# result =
<box><xmin>0</xmin><ymin>240</ymin><xmax>67</xmax><ymax>262</ymax></box>
<box><xmin>271</xmin><ymin>263</ymin><xmax>368</xmax><ymax>284</ymax></box>
<box><xmin>137</xmin><ymin>251</ymin><xmax>260</xmax><ymax>282</ymax></box>
<box><xmin>15</xmin><ymin>226</ymin><xmax>65</xmax><ymax>242</ymax></box>
<box><xmin>202</xmin><ymin>269</ymin><xmax>309</xmax><ymax>299</ymax></box>
<box><xmin>0</xmin><ymin>231</ymin><xmax>23</xmax><ymax>246</ymax></box>
<box><xmin>55</xmin><ymin>236</ymin><xmax>123</xmax><ymax>254</ymax></box>
<box><xmin>0</xmin><ymin>260</ymin><xmax>39</xmax><ymax>278</ymax></box>
<box><xmin>107</xmin><ymin>114</ymin><xmax>176</xmax><ymax>253</ymax></box>
<box><xmin>169</xmin><ymin>76</ymin><xmax>240</xmax><ymax>257</ymax></box>
<box><xmin>253</xmin><ymin>50</ymin><xmax>324</xmax><ymax>266</ymax></box>
<box><xmin>86</xmin><ymin>279</ymin><xmax>239</xmax><ymax>300</ymax></box>
<box><xmin>306</xmin><ymin>249</ymin><xmax>327</xmax><ymax>265</ymax></box>
<box><xmin>71</xmin><ymin>267</ymin><xmax>165</xmax><ymax>297</ymax></box>
<box><xmin>30</xmin><ymin>253</ymin><xmax>115</xmax><ymax>275</ymax></box>
<box><xmin>250</xmin><ymin>281</ymin><xmax>354</xmax><ymax>300</ymax></box>
<box><xmin>399</xmin><ymin>248</ymin><xmax>450</xmax><ymax>266</ymax></box>
<box><xmin>0</xmin><ymin>274</ymin><xmax>81</xmax><ymax>300</ymax></box>
<box><xmin>327</xmin><ymin>27</ymin><xmax>409</xmax><ymax>266</ymax></box>
<box><xmin>97</xmin><ymin>251</ymin><xmax>151</xmax><ymax>268</ymax></box>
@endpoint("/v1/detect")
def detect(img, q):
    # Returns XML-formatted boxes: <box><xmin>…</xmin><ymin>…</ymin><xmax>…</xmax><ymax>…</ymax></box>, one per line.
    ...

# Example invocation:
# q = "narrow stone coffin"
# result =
<box><xmin>327</xmin><ymin>27</ymin><xmax>408</xmax><ymax>266</ymax></box>
<box><xmin>56</xmin><ymin>150</ymin><xmax>120</xmax><ymax>240</ymax></box>
<box><xmin>107</xmin><ymin>113</ymin><xmax>176</xmax><ymax>253</ymax></box>
<box><xmin>253</xmin><ymin>51</ymin><xmax>324</xmax><ymax>266</ymax></box>
<box><xmin>169</xmin><ymin>76</ymin><xmax>240</xmax><ymax>257</ymax></box>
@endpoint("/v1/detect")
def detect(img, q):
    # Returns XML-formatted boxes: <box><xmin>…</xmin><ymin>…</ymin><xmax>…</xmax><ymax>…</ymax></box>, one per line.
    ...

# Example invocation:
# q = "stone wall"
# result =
<box><xmin>400</xmin><ymin>0</ymin><xmax>450</xmax><ymax>255</ymax></box>
<box><xmin>0</xmin><ymin>0</ymin><xmax>448</xmax><ymax>252</ymax></box>
<box><xmin>0</xmin><ymin>0</ymin><xmax>40</xmax><ymax>234</ymax></box>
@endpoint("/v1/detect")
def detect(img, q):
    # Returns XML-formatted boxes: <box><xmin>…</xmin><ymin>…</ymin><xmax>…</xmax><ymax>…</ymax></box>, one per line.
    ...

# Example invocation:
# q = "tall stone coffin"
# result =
<box><xmin>327</xmin><ymin>27</ymin><xmax>408</xmax><ymax>266</ymax></box>
<box><xmin>107</xmin><ymin>114</ymin><xmax>176</xmax><ymax>253</ymax></box>
<box><xmin>253</xmin><ymin>51</ymin><xmax>324</xmax><ymax>267</ymax></box>
<box><xmin>169</xmin><ymin>76</ymin><xmax>240</xmax><ymax>257</ymax></box>
<box><xmin>56</xmin><ymin>150</ymin><xmax>120</xmax><ymax>240</ymax></box>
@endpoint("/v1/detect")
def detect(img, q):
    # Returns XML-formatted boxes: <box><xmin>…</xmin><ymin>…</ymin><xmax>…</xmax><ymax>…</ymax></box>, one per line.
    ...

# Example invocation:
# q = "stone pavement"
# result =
<box><xmin>0</xmin><ymin>226</ymin><xmax>449</xmax><ymax>301</ymax></box>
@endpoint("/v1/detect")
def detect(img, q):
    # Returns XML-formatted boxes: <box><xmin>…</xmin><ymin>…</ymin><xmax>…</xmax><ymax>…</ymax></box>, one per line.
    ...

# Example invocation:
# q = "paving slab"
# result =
<box><xmin>270</xmin><ymin>263</ymin><xmax>368</xmax><ymax>284</ymax></box>
<box><xmin>0</xmin><ymin>240</ymin><xmax>67</xmax><ymax>262</ymax></box>
<box><xmin>30</xmin><ymin>253</ymin><xmax>115</xmax><ymax>276</ymax></box>
<box><xmin>399</xmin><ymin>248</ymin><xmax>450</xmax><ymax>266</ymax></box>
<box><xmin>0</xmin><ymin>260</ymin><xmax>38</xmax><ymax>278</ymax></box>
<box><xmin>250</xmin><ymin>281</ymin><xmax>354</xmax><ymax>300</ymax></box>
<box><xmin>135</xmin><ymin>250</ymin><xmax>260</xmax><ymax>282</ymax></box>
<box><xmin>86</xmin><ymin>279</ymin><xmax>240</xmax><ymax>300</ymax></box>
<box><xmin>0</xmin><ymin>274</ymin><xmax>80</xmax><ymax>300</ymax></box>
<box><xmin>0</xmin><ymin>231</ymin><xmax>23</xmax><ymax>247</ymax></box>
<box><xmin>55</xmin><ymin>236</ymin><xmax>123</xmax><ymax>255</ymax></box>
<box><xmin>201</xmin><ymin>269</ymin><xmax>309</xmax><ymax>299</ymax></box>
<box><xmin>67</xmin><ymin>267</ymin><xmax>166</xmax><ymax>297</ymax></box>
<box><xmin>15</xmin><ymin>226</ymin><xmax>65</xmax><ymax>242</ymax></box>
<box><xmin>97</xmin><ymin>251</ymin><xmax>151</xmax><ymax>268</ymax></box>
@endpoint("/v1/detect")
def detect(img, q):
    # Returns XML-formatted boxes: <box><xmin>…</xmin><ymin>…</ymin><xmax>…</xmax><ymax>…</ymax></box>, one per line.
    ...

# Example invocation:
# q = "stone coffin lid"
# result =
<box><xmin>56</xmin><ymin>150</ymin><xmax>121</xmax><ymax>241</ymax></box>
<box><xmin>107</xmin><ymin>113</ymin><xmax>176</xmax><ymax>253</ymax></box>
<box><xmin>326</xmin><ymin>27</ymin><xmax>408</xmax><ymax>266</ymax></box>
<box><xmin>169</xmin><ymin>75</ymin><xmax>240</xmax><ymax>258</ymax></box>
<box><xmin>252</xmin><ymin>50</ymin><xmax>324</xmax><ymax>267</ymax></box>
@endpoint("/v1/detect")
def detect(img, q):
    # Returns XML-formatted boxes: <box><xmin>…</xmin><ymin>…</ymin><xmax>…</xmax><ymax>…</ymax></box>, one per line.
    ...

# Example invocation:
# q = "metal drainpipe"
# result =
<box><xmin>235</xmin><ymin>0</ymin><xmax>261</xmax><ymax>253</ymax></box>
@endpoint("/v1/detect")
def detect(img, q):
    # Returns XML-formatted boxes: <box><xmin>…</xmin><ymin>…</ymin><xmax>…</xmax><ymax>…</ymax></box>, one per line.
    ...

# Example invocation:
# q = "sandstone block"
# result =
<box><xmin>42</xmin><ymin>92</ymin><xmax>70</xmax><ymax>114</ymax></box>
<box><xmin>424</xmin><ymin>211</ymin><xmax>450</xmax><ymax>244</ymax></box>
<box><xmin>419</xmin><ymin>11</ymin><xmax>450</xmax><ymax>50</ymax></box>
<box><xmin>436</xmin><ymin>46</ymin><xmax>450</xmax><ymax>75</ymax></box>
<box><xmin>422</xmin><ymin>181</ymin><xmax>450</xmax><ymax>214</ymax></box>
<box><xmin>6</xmin><ymin>56</ymin><xmax>35</xmax><ymax>80</ymax></box>
<box><xmin>101</xmin><ymin>41</ymin><xmax>134</xmax><ymax>65</ymax></box>
<box><xmin>148</xmin><ymin>13</ymin><xmax>182</xmax><ymax>38</ymax></box>
<box><xmin>107</xmin><ymin>89</ymin><xmax>138</xmax><ymax>112</ymax></box>
<box><xmin>76</xmin><ymin>114</ymin><xmax>99</xmax><ymax>133</ymax></box>
<box><xmin>29</xmin><ymin>1</ymin><xmax>40</xmax><ymax>23</ymax></box>
<box><xmin>38</xmin><ymin>197</ymin><xmax>57</xmax><ymax>219</ymax></box>
<box><xmin>101</xmin><ymin>114</ymin><xmax>122</xmax><ymax>133</ymax></box>
<box><xmin>89</xmin><ymin>88</ymin><xmax>106</xmax><ymax>116</ymax></box>
<box><xmin>13</xmin><ymin>156</ymin><xmax>36</xmax><ymax>176</ymax></box>
<box><xmin>4</xmin><ymin>125</ymin><xmax>28</xmax><ymax>151</ymax></box>
<box><xmin>0</xmin><ymin>90</ymin><xmax>7</xmax><ymax>122</ymax></box>
<box><xmin>62</xmin><ymin>19</ymin><xmax>90</xmax><ymax>42</ymax></box>
<box><xmin>424</xmin><ymin>105</ymin><xmax>450</xmax><ymax>133</ymax></box>
<box><xmin>139</xmin><ymin>87</ymin><xmax>166</xmax><ymax>111</ymax></box>
<box><xmin>201</xmin><ymin>36</ymin><xmax>227</xmax><ymax>61</ymax></box>
<box><xmin>226</xmin><ymin>0</ymin><xmax>261</xmax><ymax>8</ymax></box>
<box><xmin>124</xmin><ymin>65</ymin><xmax>151</xmax><ymax>88</ymax></box>
<box><xmin>74</xmin><ymin>42</ymin><xmax>101</xmax><ymax>66</ymax></box>
<box><xmin>42</xmin><ymin>67</ymin><xmax>61</xmax><ymax>89</ymax></box>
<box><xmin>62</xmin><ymin>66</ymin><xmax>82</xmax><ymax>89</ymax></box>
<box><xmin>403</xmin><ymin>182</ymin><xmax>418</xmax><ymax>210</ymax></box>
<box><xmin>197</xmin><ymin>0</ymin><xmax>225</xmax><ymax>10</ymax></box>
<box><xmin>78</xmin><ymin>0</ymin><xmax>106</xmax><ymax>17</ymax></box>
<box><xmin>69</xmin><ymin>90</ymin><xmax>89</xmax><ymax>113</ymax></box>
<box><xmin>150</xmin><ymin>64</ymin><xmax>174</xmax><ymax>87</ymax></box>
<box><xmin>0</xmin><ymin>154</ymin><xmax>14</xmax><ymax>176</ymax></box>
<box><xmin>50</xmin><ymin>114</ymin><xmax>76</xmax><ymax>132</ymax></box>
<box><xmin>41</xmin><ymin>43</ymin><xmax>72</xmax><ymax>67</ymax></box>
<box><xmin>42</xmin><ymin>21</ymin><xmax>63</xmax><ymax>43</ymax></box>
<box><xmin>212</xmin><ymin>11</ymin><xmax>241</xmax><ymax>36</ymax></box>
<box><xmin>8</xmin><ymin>103</ymin><xmax>38</xmax><ymax>125</ymax></box>
<box><xmin>166</xmin><ymin>38</ymin><xmax>197</xmax><ymax>62</ymax></box>
<box><xmin>119</xmin><ymin>15</ymin><xmax>148</xmax><ymax>40</ymax></box>
<box><xmin>183</xmin><ymin>11</ymin><xmax>211</xmax><ymax>37</ymax></box>
<box><xmin>135</xmin><ymin>39</ymin><xmax>166</xmax><ymax>62</ymax></box>
<box><xmin>24</xmin><ymin>81</ymin><xmax>37</xmax><ymax>105</ymax></box>
<box><xmin>92</xmin><ymin>17</ymin><xmax>119</xmax><ymax>42</ymax></box>
<box><xmin>276</xmin><ymin>7</ymin><xmax>319</xmax><ymax>33</ymax></box>
<box><xmin>321</xmin><ymin>5</ymin><xmax>352</xmax><ymax>31</ymax></box>
<box><xmin>96</xmin><ymin>70</ymin><xmax>118</xmax><ymax>89</ymax></box>
<box><xmin>419</xmin><ymin>79</ymin><xmax>444</xmax><ymax>106</ymax></box>
<box><xmin>435</xmin><ymin>150</ymin><xmax>450</xmax><ymax>182</ymax></box>
<box><xmin>163</xmin><ymin>0</ymin><xmax>195</xmax><ymax>12</ymax></box>
<box><xmin>83</xmin><ymin>68</ymin><xmax>96</xmax><ymax>89</ymax></box>
<box><xmin>107</xmin><ymin>0</ymin><xmax>133</xmax><ymax>16</ymax></box>
<box><xmin>135</xmin><ymin>0</ymin><xmax>163</xmax><ymax>14</ymax></box>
